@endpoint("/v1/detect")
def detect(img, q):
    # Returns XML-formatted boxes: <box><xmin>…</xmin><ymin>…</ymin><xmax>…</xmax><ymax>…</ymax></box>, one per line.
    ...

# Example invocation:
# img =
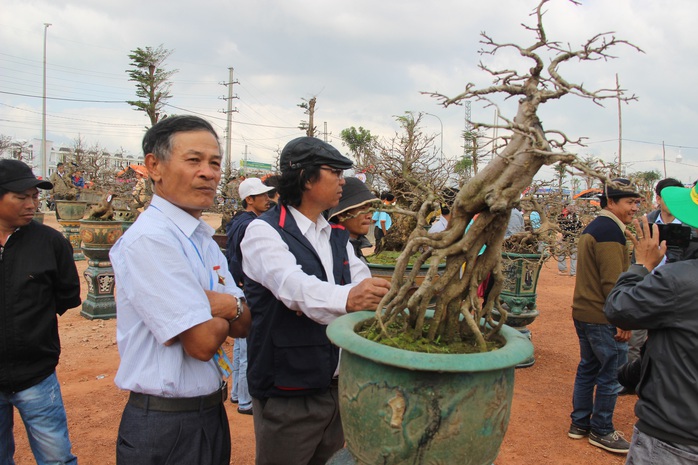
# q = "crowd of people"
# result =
<box><xmin>2</xmin><ymin>113</ymin><xmax>697</xmax><ymax>464</ymax></box>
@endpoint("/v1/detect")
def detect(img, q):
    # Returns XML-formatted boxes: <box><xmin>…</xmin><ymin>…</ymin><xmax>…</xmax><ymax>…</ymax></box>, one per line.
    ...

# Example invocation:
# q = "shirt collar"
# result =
<box><xmin>150</xmin><ymin>194</ymin><xmax>214</xmax><ymax>238</ymax></box>
<box><xmin>598</xmin><ymin>209</ymin><xmax>627</xmax><ymax>233</ymax></box>
<box><xmin>287</xmin><ymin>206</ymin><xmax>331</xmax><ymax>236</ymax></box>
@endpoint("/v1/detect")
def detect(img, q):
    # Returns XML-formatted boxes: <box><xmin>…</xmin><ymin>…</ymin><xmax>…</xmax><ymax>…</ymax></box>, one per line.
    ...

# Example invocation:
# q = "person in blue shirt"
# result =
<box><xmin>372</xmin><ymin>192</ymin><xmax>394</xmax><ymax>254</ymax></box>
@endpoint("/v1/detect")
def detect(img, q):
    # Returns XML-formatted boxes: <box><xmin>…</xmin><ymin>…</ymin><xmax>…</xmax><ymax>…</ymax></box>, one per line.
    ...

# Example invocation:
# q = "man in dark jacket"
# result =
<box><xmin>224</xmin><ymin>177</ymin><xmax>274</xmax><ymax>415</ymax></box>
<box><xmin>0</xmin><ymin>159</ymin><xmax>81</xmax><ymax>464</ymax></box>
<box><xmin>604</xmin><ymin>183</ymin><xmax>698</xmax><ymax>464</ymax></box>
<box><xmin>240</xmin><ymin>137</ymin><xmax>390</xmax><ymax>465</ymax></box>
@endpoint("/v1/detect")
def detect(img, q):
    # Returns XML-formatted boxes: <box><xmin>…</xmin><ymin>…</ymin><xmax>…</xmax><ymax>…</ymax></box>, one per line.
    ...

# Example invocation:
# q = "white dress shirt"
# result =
<box><xmin>241</xmin><ymin>206</ymin><xmax>371</xmax><ymax>325</ymax></box>
<box><xmin>110</xmin><ymin>195</ymin><xmax>243</xmax><ymax>397</ymax></box>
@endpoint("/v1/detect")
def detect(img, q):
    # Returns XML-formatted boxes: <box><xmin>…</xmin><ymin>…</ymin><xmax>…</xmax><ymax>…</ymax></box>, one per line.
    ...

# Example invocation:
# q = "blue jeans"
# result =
<box><xmin>0</xmin><ymin>372</ymin><xmax>77</xmax><ymax>465</ymax></box>
<box><xmin>626</xmin><ymin>427</ymin><xmax>698</xmax><ymax>464</ymax></box>
<box><xmin>571</xmin><ymin>320</ymin><xmax>627</xmax><ymax>436</ymax></box>
<box><xmin>231</xmin><ymin>338</ymin><xmax>252</xmax><ymax>409</ymax></box>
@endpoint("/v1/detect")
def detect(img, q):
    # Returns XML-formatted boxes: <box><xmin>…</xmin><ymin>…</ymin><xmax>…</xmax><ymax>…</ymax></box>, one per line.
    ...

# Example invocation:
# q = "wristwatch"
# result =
<box><xmin>229</xmin><ymin>296</ymin><xmax>245</xmax><ymax>323</ymax></box>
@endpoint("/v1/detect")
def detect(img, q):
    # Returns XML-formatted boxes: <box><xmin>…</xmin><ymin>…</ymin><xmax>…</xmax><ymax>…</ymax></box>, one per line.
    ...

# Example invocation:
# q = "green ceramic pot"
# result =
<box><xmin>326</xmin><ymin>311</ymin><xmax>533</xmax><ymax>465</ymax></box>
<box><xmin>79</xmin><ymin>219</ymin><xmax>123</xmax><ymax>261</ymax></box>
<box><xmin>55</xmin><ymin>200</ymin><xmax>87</xmax><ymax>221</ymax></box>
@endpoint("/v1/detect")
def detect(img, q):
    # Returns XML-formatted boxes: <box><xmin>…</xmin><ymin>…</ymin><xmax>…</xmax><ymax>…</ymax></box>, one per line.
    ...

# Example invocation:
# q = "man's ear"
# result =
<box><xmin>144</xmin><ymin>154</ymin><xmax>161</xmax><ymax>183</ymax></box>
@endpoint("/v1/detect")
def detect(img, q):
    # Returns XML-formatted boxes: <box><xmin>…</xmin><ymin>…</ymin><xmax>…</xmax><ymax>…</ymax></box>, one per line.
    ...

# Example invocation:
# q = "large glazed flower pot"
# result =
<box><xmin>494</xmin><ymin>252</ymin><xmax>544</xmax><ymax>367</ymax></box>
<box><xmin>55</xmin><ymin>200</ymin><xmax>87</xmax><ymax>221</ymax></box>
<box><xmin>79</xmin><ymin>219</ymin><xmax>123</xmax><ymax>261</ymax></box>
<box><xmin>326</xmin><ymin>311</ymin><xmax>533</xmax><ymax>465</ymax></box>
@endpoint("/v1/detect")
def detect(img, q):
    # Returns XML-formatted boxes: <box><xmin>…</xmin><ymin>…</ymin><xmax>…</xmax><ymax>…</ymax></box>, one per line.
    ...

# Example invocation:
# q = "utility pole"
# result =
<box><xmin>616</xmin><ymin>73</ymin><xmax>623</xmax><ymax>177</ymax></box>
<box><xmin>323</xmin><ymin>121</ymin><xmax>328</xmax><ymax>143</ymax></box>
<box><xmin>41</xmin><ymin>22</ymin><xmax>51</xmax><ymax>179</ymax></box>
<box><xmin>219</xmin><ymin>67</ymin><xmax>239</xmax><ymax>173</ymax></box>
<box><xmin>242</xmin><ymin>145</ymin><xmax>249</xmax><ymax>176</ymax></box>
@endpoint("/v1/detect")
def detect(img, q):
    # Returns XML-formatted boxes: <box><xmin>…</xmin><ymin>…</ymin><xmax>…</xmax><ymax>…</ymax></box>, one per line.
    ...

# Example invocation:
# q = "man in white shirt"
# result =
<box><xmin>110</xmin><ymin>115</ymin><xmax>251</xmax><ymax>465</ymax></box>
<box><xmin>241</xmin><ymin>136</ymin><xmax>390</xmax><ymax>465</ymax></box>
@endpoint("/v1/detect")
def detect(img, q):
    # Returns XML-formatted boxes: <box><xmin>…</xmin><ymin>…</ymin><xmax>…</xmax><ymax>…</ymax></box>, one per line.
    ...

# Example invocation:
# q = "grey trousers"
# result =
<box><xmin>253</xmin><ymin>387</ymin><xmax>343</xmax><ymax>465</ymax></box>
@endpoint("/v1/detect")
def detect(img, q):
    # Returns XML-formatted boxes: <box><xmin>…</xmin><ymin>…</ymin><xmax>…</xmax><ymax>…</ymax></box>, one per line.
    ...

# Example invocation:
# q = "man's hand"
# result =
<box><xmin>205</xmin><ymin>290</ymin><xmax>238</xmax><ymax>320</ymax></box>
<box><xmin>346</xmin><ymin>277</ymin><xmax>391</xmax><ymax>312</ymax></box>
<box><xmin>626</xmin><ymin>216</ymin><xmax>667</xmax><ymax>272</ymax></box>
<box><xmin>615</xmin><ymin>328</ymin><xmax>632</xmax><ymax>342</ymax></box>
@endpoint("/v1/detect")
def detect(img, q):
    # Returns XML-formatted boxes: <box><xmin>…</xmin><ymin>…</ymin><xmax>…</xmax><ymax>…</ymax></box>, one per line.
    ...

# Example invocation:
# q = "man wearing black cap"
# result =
<box><xmin>605</xmin><ymin>184</ymin><xmax>698</xmax><ymax>463</ymax></box>
<box><xmin>241</xmin><ymin>137</ymin><xmax>391</xmax><ymax>465</ymax></box>
<box><xmin>0</xmin><ymin>159</ymin><xmax>81</xmax><ymax>464</ymax></box>
<box><xmin>568</xmin><ymin>178</ymin><xmax>640</xmax><ymax>454</ymax></box>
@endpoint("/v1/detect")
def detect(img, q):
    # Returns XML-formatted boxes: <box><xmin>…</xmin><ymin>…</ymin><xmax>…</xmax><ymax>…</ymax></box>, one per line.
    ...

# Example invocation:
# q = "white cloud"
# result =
<box><xmin>2</xmin><ymin>0</ymin><xmax>697</xmax><ymax>185</ymax></box>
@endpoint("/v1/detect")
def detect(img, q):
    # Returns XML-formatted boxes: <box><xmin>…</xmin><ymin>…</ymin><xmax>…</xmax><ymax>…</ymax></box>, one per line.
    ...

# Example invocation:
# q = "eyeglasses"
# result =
<box><xmin>319</xmin><ymin>167</ymin><xmax>344</xmax><ymax>179</ymax></box>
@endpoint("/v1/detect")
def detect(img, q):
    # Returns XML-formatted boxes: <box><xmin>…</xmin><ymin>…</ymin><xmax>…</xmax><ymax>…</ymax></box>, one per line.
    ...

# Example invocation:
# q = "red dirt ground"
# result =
<box><xmin>11</xmin><ymin>213</ymin><xmax>635</xmax><ymax>464</ymax></box>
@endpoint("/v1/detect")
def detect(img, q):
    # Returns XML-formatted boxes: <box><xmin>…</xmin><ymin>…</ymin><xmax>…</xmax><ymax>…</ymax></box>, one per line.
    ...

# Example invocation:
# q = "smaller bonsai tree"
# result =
<box><xmin>371</xmin><ymin>0</ymin><xmax>642</xmax><ymax>353</ymax></box>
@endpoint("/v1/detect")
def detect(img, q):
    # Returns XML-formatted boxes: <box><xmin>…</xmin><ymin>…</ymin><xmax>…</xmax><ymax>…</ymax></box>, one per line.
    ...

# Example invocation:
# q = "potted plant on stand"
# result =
<box><xmin>79</xmin><ymin>193</ymin><xmax>122</xmax><ymax>319</ymax></box>
<box><xmin>327</xmin><ymin>2</ymin><xmax>640</xmax><ymax>463</ymax></box>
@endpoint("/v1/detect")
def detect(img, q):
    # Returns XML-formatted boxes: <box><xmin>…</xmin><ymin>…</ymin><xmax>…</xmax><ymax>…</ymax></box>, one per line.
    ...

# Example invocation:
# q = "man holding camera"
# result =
<box><xmin>605</xmin><ymin>183</ymin><xmax>698</xmax><ymax>464</ymax></box>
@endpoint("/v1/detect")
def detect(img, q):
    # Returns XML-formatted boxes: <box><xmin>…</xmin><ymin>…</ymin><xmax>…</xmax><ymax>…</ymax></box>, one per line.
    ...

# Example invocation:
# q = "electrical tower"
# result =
<box><xmin>219</xmin><ymin>67</ymin><xmax>239</xmax><ymax>172</ymax></box>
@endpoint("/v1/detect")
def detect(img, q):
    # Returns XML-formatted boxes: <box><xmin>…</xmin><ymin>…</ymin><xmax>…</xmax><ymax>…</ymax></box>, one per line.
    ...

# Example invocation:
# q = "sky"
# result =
<box><xmin>2</xmin><ymin>0</ymin><xmax>698</xmax><ymax>187</ymax></box>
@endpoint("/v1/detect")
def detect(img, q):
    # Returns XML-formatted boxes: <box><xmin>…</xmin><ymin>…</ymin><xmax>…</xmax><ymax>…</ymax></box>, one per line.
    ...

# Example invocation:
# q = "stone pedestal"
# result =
<box><xmin>81</xmin><ymin>257</ymin><xmax>116</xmax><ymax>320</ymax></box>
<box><xmin>78</xmin><ymin>220</ymin><xmax>123</xmax><ymax>320</ymax></box>
<box><xmin>57</xmin><ymin>219</ymin><xmax>85</xmax><ymax>261</ymax></box>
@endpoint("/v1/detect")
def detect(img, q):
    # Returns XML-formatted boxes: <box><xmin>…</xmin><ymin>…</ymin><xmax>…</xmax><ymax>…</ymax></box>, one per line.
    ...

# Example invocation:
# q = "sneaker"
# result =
<box><xmin>588</xmin><ymin>430</ymin><xmax>630</xmax><ymax>454</ymax></box>
<box><xmin>237</xmin><ymin>407</ymin><xmax>253</xmax><ymax>415</ymax></box>
<box><xmin>568</xmin><ymin>424</ymin><xmax>590</xmax><ymax>439</ymax></box>
<box><xmin>230</xmin><ymin>398</ymin><xmax>239</xmax><ymax>404</ymax></box>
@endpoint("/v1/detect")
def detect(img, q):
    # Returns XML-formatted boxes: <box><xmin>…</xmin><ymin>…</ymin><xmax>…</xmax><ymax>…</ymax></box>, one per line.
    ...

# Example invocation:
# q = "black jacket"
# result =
<box><xmin>244</xmin><ymin>205</ymin><xmax>350</xmax><ymax>399</ymax></box>
<box><xmin>605</xmin><ymin>261</ymin><xmax>698</xmax><ymax>446</ymax></box>
<box><xmin>0</xmin><ymin>221</ymin><xmax>81</xmax><ymax>393</ymax></box>
<box><xmin>225</xmin><ymin>210</ymin><xmax>257</xmax><ymax>287</ymax></box>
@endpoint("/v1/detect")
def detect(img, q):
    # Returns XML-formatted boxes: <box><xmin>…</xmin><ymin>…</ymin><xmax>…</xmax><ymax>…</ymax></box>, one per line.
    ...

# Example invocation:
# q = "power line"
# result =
<box><xmin>0</xmin><ymin>90</ymin><xmax>126</xmax><ymax>103</ymax></box>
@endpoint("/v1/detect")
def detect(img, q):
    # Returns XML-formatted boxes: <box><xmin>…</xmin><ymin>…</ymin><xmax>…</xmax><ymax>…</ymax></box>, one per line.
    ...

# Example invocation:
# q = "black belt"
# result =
<box><xmin>128</xmin><ymin>382</ymin><xmax>227</xmax><ymax>412</ymax></box>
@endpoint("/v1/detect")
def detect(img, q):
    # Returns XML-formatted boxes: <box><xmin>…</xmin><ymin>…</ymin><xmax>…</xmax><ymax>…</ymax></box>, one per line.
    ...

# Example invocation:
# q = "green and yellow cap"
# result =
<box><xmin>662</xmin><ymin>184</ymin><xmax>698</xmax><ymax>228</ymax></box>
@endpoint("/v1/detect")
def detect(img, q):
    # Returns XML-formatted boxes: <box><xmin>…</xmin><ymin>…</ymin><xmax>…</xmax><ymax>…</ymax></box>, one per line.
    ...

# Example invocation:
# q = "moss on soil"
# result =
<box><xmin>357</xmin><ymin>315</ymin><xmax>503</xmax><ymax>355</ymax></box>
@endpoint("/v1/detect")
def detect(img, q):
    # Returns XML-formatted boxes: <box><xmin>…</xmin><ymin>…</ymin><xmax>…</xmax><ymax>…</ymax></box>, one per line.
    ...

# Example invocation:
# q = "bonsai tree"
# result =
<box><xmin>374</xmin><ymin>0</ymin><xmax>642</xmax><ymax>352</ymax></box>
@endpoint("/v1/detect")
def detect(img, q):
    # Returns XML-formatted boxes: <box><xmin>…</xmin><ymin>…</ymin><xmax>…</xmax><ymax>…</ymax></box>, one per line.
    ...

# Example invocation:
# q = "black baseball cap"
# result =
<box><xmin>280</xmin><ymin>137</ymin><xmax>353</xmax><ymax>173</ymax></box>
<box><xmin>0</xmin><ymin>159</ymin><xmax>53</xmax><ymax>192</ymax></box>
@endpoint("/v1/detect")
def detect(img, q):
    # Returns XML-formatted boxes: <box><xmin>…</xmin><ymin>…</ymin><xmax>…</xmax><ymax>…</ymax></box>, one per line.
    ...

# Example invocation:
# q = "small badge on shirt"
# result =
<box><xmin>213</xmin><ymin>265</ymin><xmax>225</xmax><ymax>285</ymax></box>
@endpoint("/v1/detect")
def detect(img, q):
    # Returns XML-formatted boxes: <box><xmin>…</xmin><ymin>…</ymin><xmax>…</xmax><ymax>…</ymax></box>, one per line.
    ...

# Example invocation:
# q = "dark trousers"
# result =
<box><xmin>253</xmin><ymin>387</ymin><xmax>344</xmax><ymax>465</ymax></box>
<box><xmin>116</xmin><ymin>401</ymin><xmax>231</xmax><ymax>465</ymax></box>
<box><xmin>374</xmin><ymin>227</ymin><xmax>386</xmax><ymax>254</ymax></box>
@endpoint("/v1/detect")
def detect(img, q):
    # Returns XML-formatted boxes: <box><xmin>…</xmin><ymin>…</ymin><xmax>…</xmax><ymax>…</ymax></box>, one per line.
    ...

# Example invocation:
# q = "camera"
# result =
<box><xmin>651</xmin><ymin>223</ymin><xmax>692</xmax><ymax>249</ymax></box>
<box><xmin>649</xmin><ymin>223</ymin><xmax>698</xmax><ymax>263</ymax></box>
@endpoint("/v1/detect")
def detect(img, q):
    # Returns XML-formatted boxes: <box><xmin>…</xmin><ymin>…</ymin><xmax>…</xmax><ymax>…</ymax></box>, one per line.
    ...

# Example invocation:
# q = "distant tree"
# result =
<box><xmin>454</xmin><ymin>154</ymin><xmax>473</xmax><ymax>180</ymax></box>
<box><xmin>340</xmin><ymin>126</ymin><xmax>377</xmax><ymax>171</ymax></box>
<box><xmin>126</xmin><ymin>45</ymin><xmax>178</xmax><ymax>126</ymax></box>
<box><xmin>0</xmin><ymin>134</ymin><xmax>11</xmax><ymax>155</ymax></box>
<box><xmin>629</xmin><ymin>169</ymin><xmax>661</xmax><ymax>206</ymax></box>
<box><xmin>553</xmin><ymin>162</ymin><xmax>568</xmax><ymax>192</ymax></box>
<box><xmin>462</xmin><ymin>128</ymin><xmax>489</xmax><ymax>176</ymax></box>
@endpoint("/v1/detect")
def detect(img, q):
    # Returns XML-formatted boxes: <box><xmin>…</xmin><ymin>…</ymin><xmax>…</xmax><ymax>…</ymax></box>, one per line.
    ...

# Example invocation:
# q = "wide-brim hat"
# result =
<box><xmin>239</xmin><ymin>177</ymin><xmax>274</xmax><ymax>200</ymax></box>
<box><xmin>661</xmin><ymin>185</ymin><xmax>698</xmax><ymax>228</ymax></box>
<box><xmin>0</xmin><ymin>159</ymin><xmax>53</xmax><ymax>192</ymax></box>
<box><xmin>328</xmin><ymin>177</ymin><xmax>379</xmax><ymax>220</ymax></box>
<box><xmin>280</xmin><ymin>137</ymin><xmax>353</xmax><ymax>173</ymax></box>
<box><xmin>599</xmin><ymin>178</ymin><xmax>641</xmax><ymax>199</ymax></box>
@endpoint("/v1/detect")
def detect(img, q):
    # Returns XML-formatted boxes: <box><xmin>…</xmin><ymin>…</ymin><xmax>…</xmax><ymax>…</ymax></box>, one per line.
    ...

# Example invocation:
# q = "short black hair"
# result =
<box><xmin>142</xmin><ymin>115</ymin><xmax>219</xmax><ymax>161</ymax></box>
<box><xmin>277</xmin><ymin>166</ymin><xmax>322</xmax><ymax>207</ymax></box>
<box><xmin>655</xmin><ymin>177</ymin><xmax>683</xmax><ymax>196</ymax></box>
